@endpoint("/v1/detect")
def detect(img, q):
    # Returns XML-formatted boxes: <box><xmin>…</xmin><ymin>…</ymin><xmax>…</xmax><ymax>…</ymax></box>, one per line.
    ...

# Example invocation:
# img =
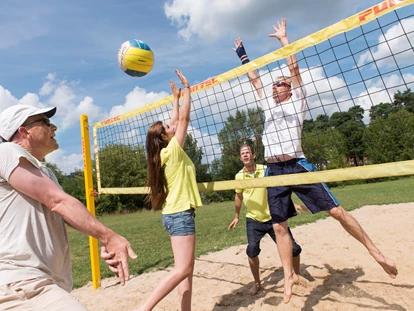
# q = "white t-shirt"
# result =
<box><xmin>0</xmin><ymin>143</ymin><xmax>72</xmax><ymax>292</ymax></box>
<box><xmin>257</xmin><ymin>84</ymin><xmax>307</xmax><ymax>159</ymax></box>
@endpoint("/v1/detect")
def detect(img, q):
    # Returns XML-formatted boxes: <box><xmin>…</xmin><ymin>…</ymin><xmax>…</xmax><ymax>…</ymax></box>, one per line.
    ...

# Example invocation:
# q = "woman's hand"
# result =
<box><xmin>170</xmin><ymin>80</ymin><xmax>181</xmax><ymax>101</ymax></box>
<box><xmin>175</xmin><ymin>69</ymin><xmax>190</xmax><ymax>88</ymax></box>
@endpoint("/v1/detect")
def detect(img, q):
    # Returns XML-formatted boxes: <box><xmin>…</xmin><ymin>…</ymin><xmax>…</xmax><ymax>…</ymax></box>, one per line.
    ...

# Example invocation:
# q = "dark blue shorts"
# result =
<box><xmin>162</xmin><ymin>208</ymin><xmax>196</xmax><ymax>236</ymax></box>
<box><xmin>265</xmin><ymin>158</ymin><xmax>340</xmax><ymax>223</ymax></box>
<box><xmin>246</xmin><ymin>217</ymin><xmax>302</xmax><ymax>258</ymax></box>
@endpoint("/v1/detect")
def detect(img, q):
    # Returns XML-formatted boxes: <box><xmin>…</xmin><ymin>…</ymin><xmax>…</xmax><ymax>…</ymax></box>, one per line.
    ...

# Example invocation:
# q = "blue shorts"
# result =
<box><xmin>162</xmin><ymin>208</ymin><xmax>196</xmax><ymax>236</ymax></box>
<box><xmin>246</xmin><ymin>217</ymin><xmax>302</xmax><ymax>258</ymax></box>
<box><xmin>266</xmin><ymin>158</ymin><xmax>340</xmax><ymax>223</ymax></box>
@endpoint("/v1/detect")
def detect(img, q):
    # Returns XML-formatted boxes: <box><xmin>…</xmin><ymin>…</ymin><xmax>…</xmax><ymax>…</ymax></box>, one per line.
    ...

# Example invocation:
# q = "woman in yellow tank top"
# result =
<box><xmin>135</xmin><ymin>70</ymin><xmax>202</xmax><ymax>311</ymax></box>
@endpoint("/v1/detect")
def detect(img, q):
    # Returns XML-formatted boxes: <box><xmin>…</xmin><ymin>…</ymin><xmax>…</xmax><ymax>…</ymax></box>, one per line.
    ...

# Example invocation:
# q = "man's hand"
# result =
<box><xmin>100</xmin><ymin>246</ymin><xmax>119</xmax><ymax>277</ymax></box>
<box><xmin>232</xmin><ymin>38</ymin><xmax>243</xmax><ymax>52</ymax></box>
<box><xmin>232</xmin><ymin>38</ymin><xmax>250</xmax><ymax>64</ymax></box>
<box><xmin>294</xmin><ymin>203</ymin><xmax>310</xmax><ymax>215</ymax></box>
<box><xmin>269</xmin><ymin>18</ymin><xmax>287</xmax><ymax>41</ymax></box>
<box><xmin>102</xmin><ymin>233</ymin><xmax>138</xmax><ymax>285</ymax></box>
<box><xmin>228</xmin><ymin>218</ymin><xmax>239</xmax><ymax>231</ymax></box>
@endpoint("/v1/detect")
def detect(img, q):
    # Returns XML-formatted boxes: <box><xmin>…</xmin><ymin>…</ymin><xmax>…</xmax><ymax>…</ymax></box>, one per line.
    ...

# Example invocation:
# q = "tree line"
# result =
<box><xmin>48</xmin><ymin>89</ymin><xmax>414</xmax><ymax>214</ymax></box>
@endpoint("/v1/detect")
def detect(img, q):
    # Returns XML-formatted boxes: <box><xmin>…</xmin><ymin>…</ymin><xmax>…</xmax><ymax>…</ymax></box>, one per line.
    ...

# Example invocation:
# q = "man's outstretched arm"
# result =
<box><xmin>269</xmin><ymin>18</ymin><xmax>302</xmax><ymax>87</ymax></box>
<box><xmin>8</xmin><ymin>157</ymin><xmax>138</xmax><ymax>285</ymax></box>
<box><xmin>233</xmin><ymin>38</ymin><xmax>263</xmax><ymax>99</ymax></box>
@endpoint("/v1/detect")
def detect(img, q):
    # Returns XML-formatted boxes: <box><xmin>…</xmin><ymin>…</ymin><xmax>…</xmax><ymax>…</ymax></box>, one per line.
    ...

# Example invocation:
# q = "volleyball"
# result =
<box><xmin>117</xmin><ymin>40</ymin><xmax>154</xmax><ymax>77</ymax></box>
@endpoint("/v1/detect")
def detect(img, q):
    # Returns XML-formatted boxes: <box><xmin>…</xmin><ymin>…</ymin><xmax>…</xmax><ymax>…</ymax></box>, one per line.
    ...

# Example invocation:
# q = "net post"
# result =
<box><xmin>80</xmin><ymin>114</ymin><xmax>101</xmax><ymax>290</ymax></box>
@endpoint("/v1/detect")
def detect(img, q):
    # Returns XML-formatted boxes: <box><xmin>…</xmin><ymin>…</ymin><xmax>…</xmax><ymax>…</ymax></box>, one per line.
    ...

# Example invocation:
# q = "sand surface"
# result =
<box><xmin>72</xmin><ymin>203</ymin><xmax>414</xmax><ymax>310</ymax></box>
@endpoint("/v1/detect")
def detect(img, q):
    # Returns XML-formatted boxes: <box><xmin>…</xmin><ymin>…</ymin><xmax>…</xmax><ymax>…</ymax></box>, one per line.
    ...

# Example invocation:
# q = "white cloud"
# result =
<box><xmin>39</xmin><ymin>81</ymin><xmax>55</xmax><ymax>97</ymax></box>
<box><xmin>45</xmin><ymin>149</ymin><xmax>83</xmax><ymax>175</ymax></box>
<box><xmin>36</xmin><ymin>77</ymin><xmax>106</xmax><ymax>130</ymax></box>
<box><xmin>61</xmin><ymin>95</ymin><xmax>105</xmax><ymax>130</ymax></box>
<box><xmin>19</xmin><ymin>93</ymin><xmax>41</xmax><ymax>107</ymax></box>
<box><xmin>357</xmin><ymin>17</ymin><xmax>414</xmax><ymax>68</ymax></box>
<box><xmin>1</xmin><ymin>86</ymin><xmax>48</xmax><ymax>111</ymax></box>
<box><xmin>164</xmin><ymin>0</ymin><xmax>375</xmax><ymax>42</ymax></box>
<box><xmin>109</xmin><ymin>87</ymin><xmax>169</xmax><ymax>117</ymax></box>
<box><xmin>0</xmin><ymin>86</ymin><xmax>18</xmax><ymax>110</ymax></box>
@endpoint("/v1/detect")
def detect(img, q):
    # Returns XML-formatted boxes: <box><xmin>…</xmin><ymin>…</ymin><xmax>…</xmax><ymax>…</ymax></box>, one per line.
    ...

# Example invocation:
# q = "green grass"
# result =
<box><xmin>69</xmin><ymin>177</ymin><xmax>414</xmax><ymax>288</ymax></box>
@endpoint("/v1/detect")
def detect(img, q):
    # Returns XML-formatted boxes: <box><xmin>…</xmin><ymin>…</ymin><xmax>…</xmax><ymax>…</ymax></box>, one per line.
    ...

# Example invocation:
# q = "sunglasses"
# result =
<box><xmin>22</xmin><ymin>117</ymin><xmax>52</xmax><ymax>127</ymax></box>
<box><xmin>274</xmin><ymin>81</ymin><xmax>291</xmax><ymax>88</ymax></box>
<box><xmin>8</xmin><ymin>117</ymin><xmax>52</xmax><ymax>142</ymax></box>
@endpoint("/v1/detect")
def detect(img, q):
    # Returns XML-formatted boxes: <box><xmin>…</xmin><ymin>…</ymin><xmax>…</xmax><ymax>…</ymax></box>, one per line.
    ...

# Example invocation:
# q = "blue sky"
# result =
<box><xmin>0</xmin><ymin>0</ymin><xmax>410</xmax><ymax>173</ymax></box>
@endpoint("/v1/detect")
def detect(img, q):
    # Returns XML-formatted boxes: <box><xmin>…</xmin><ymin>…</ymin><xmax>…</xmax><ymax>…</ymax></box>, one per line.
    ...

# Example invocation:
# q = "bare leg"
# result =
<box><xmin>247</xmin><ymin>256</ymin><xmax>262</xmax><ymax>295</ymax></box>
<box><xmin>133</xmin><ymin>234</ymin><xmax>196</xmax><ymax>311</ymax></box>
<box><xmin>292</xmin><ymin>255</ymin><xmax>300</xmax><ymax>276</ymax></box>
<box><xmin>328</xmin><ymin>206</ymin><xmax>398</xmax><ymax>278</ymax></box>
<box><xmin>273</xmin><ymin>221</ymin><xmax>300</xmax><ymax>304</ymax></box>
<box><xmin>178</xmin><ymin>264</ymin><xmax>194</xmax><ymax>311</ymax></box>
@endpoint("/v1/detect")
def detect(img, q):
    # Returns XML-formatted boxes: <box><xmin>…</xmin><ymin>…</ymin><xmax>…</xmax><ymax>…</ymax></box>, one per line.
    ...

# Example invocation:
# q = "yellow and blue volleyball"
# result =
<box><xmin>117</xmin><ymin>40</ymin><xmax>154</xmax><ymax>77</ymax></box>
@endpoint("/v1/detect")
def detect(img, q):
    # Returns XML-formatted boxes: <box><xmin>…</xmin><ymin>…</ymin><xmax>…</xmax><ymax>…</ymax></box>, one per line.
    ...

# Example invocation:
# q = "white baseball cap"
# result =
<box><xmin>0</xmin><ymin>105</ymin><xmax>57</xmax><ymax>141</ymax></box>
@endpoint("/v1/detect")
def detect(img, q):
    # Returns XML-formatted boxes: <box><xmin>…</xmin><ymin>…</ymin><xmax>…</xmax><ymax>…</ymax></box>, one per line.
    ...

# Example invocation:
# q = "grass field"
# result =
<box><xmin>69</xmin><ymin>177</ymin><xmax>414</xmax><ymax>288</ymax></box>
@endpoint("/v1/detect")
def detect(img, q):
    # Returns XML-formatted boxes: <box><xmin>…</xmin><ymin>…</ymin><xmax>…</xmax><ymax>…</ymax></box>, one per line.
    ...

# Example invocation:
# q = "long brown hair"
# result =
<box><xmin>145</xmin><ymin>121</ymin><xmax>169</xmax><ymax>210</ymax></box>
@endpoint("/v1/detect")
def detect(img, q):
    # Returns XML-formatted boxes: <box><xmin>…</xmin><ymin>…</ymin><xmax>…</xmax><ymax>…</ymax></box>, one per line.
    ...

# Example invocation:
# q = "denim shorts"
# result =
<box><xmin>162</xmin><ymin>208</ymin><xmax>196</xmax><ymax>236</ymax></box>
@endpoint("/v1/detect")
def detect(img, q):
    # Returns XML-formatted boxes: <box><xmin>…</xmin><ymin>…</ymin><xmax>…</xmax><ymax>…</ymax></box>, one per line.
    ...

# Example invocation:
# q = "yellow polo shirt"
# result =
<box><xmin>161</xmin><ymin>136</ymin><xmax>202</xmax><ymax>214</ymax></box>
<box><xmin>235</xmin><ymin>164</ymin><xmax>271</xmax><ymax>222</ymax></box>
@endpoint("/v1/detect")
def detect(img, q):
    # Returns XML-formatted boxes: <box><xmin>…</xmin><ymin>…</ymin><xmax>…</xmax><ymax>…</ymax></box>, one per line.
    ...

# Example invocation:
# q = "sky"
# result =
<box><xmin>0</xmin><ymin>0</ymin><xmax>412</xmax><ymax>174</ymax></box>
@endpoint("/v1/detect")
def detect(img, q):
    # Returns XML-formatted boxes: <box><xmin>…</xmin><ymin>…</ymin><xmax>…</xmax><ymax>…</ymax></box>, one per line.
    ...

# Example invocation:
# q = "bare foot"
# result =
<box><xmin>372</xmin><ymin>252</ymin><xmax>398</xmax><ymax>278</ymax></box>
<box><xmin>282</xmin><ymin>274</ymin><xmax>309</xmax><ymax>303</ymax></box>
<box><xmin>295</xmin><ymin>275</ymin><xmax>310</xmax><ymax>288</ymax></box>
<box><xmin>283</xmin><ymin>273</ymin><xmax>298</xmax><ymax>304</ymax></box>
<box><xmin>248</xmin><ymin>283</ymin><xmax>262</xmax><ymax>295</ymax></box>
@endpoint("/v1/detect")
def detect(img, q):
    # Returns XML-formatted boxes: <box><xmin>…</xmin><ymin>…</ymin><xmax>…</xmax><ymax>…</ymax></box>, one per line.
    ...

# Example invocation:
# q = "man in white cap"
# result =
<box><xmin>0</xmin><ymin>105</ymin><xmax>137</xmax><ymax>310</ymax></box>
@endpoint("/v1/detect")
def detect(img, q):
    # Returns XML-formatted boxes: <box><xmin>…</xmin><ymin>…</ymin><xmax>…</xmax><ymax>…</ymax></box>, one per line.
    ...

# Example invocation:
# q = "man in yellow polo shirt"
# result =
<box><xmin>228</xmin><ymin>144</ymin><xmax>304</xmax><ymax>295</ymax></box>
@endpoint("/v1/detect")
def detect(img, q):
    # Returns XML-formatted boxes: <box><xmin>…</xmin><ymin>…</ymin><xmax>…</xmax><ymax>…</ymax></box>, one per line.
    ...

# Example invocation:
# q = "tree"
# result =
<box><xmin>364</xmin><ymin>109</ymin><xmax>414</xmax><ymax>163</ymax></box>
<box><xmin>314</xmin><ymin>114</ymin><xmax>330</xmax><ymax>131</ymax></box>
<box><xmin>330</xmin><ymin>106</ymin><xmax>366</xmax><ymax>165</ymax></box>
<box><xmin>302</xmin><ymin>128</ymin><xmax>347</xmax><ymax>169</ymax></box>
<box><xmin>95</xmin><ymin>143</ymin><xmax>147</xmax><ymax>214</ymax></box>
<box><xmin>369</xmin><ymin>102</ymin><xmax>394</xmax><ymax>121</ymax></box>
<box><xmin>348</xmin><ymin>106</ymin><xmax>365</xmax><ymax>123</ymax></box>
<box><xmin>216</xmin><ymin>108</ymin><xmax>264</xmax><ymax>180</ymax></box>
<box><xmin>46</xmin><ymin>162</ymin><xmax>65</xmax><ymax>184</ymax></box>
<box><xmin>61</xmin><ymin>170</ymin><xmax>86</xmax><ymax>204</ymax></box>
<box><xmin>369</xmin><ymin>90</ymin><xmax>414</xmax><ymax>122</ymax></box>
<box><xmin>329</xmin><ymin>111</ymin><xmax>351</xmax><ymax>128</ymax></box>
<box><xmin>183</xmin><ymin>133</ymin><xmax>211</xmax><ymax>182</ymax></box>
<box><xmin>45</xmin><ymin>162</ymin><xmax>86</xmax><ymax>205</ymax></box>
<box><xmin>303</xmin><ymin>119</ymin><xmax>315</xmax><ymax>133</ymax></box>
<box><xmin>393</xmin><ymin>89</ymin><xmax>414</xmax><ymax>113</ymax></box>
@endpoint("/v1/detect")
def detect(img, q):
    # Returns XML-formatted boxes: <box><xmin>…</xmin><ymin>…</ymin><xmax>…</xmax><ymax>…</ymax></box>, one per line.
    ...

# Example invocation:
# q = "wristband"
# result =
<box><xmin>236</xmin><ymin>45</ymin><xmax>250</xmax><ymax>64</ymax></box>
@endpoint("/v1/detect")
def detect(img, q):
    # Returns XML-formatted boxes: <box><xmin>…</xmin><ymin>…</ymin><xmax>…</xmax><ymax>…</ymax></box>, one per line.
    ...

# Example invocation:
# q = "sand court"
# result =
<box><xmin>72</xmin><ymin>203</ymin><xmax>414</xmax><ymax>311</ymax></box>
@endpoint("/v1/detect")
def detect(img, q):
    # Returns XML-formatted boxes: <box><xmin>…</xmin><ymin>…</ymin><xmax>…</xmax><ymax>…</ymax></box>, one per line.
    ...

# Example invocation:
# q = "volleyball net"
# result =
<box><xmin>90</xmin><ymin>0</ymin><xmax>414</xmax><ymax>196</ymax></box>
